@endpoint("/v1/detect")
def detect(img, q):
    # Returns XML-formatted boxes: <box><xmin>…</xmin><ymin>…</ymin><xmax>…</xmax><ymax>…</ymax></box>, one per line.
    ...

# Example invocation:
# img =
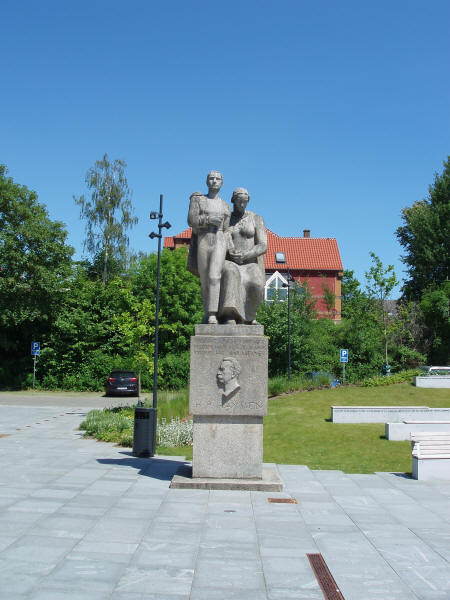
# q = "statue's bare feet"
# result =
<box><xmin>208</xmin><ymin>314</ymin><xmax>218</xmax><ymax>324</ymax></box>
<box><xmin>225</xmin><ymin>319</ymin><xmax>236</xmax><ymax>325</ymax></box>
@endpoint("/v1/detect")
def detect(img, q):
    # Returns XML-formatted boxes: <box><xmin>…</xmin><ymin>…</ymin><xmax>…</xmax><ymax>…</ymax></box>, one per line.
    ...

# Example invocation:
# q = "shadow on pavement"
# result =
<box><xmin>97</xmin><ymin>455</ymin><xmax>189</xmax><ymax>481</ymax></box>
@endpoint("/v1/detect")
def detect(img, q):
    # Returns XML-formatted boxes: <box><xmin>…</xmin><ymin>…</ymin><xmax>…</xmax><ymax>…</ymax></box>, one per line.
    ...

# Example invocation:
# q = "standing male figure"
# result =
<box><xmin>187</xmin><ymin>171</ymin><xmax>231</xmax><ymax>324</ymax></box>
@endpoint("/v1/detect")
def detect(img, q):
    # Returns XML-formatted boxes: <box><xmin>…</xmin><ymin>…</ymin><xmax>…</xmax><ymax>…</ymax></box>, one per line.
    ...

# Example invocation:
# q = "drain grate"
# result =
<box><xmin>307</xmin><ymin>553</ymin><xmax>345</xmax><ymax>600</ymax></box>
<box><xmin>267</xmin><ymin>497</ymin><xmax>297</xmax><ymax>504</ymax></box>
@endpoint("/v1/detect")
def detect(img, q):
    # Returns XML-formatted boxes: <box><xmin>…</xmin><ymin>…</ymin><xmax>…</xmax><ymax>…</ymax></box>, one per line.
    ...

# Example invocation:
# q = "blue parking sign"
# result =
<box><xmin>340</xmin><ymin>349</ymin><xmax>348</xmax><ymax>363</ymax></box>
<box><xmin>31</xmin><ymin>342</ymin><xmax>40</xmax><ymax>356</ymax></box>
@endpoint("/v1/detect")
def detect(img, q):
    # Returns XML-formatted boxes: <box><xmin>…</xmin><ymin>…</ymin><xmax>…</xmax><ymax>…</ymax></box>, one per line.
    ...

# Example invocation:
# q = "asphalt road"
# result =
<box><xmin>0</xmin><ymin>390</ymin><xmax>142</xmax><ymax>409</ymax></box>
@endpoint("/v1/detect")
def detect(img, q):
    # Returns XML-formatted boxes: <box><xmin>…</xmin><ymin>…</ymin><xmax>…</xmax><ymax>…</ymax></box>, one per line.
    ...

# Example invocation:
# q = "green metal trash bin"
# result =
<box><xmin>381</xmin><ymin>363</ymin><xmax>391</xmax><ymax>376</ymax></box>
<box><xmin>133</xmin><ymin>407</ymin><xmax>157</xmax><ymax>457</ymax></box>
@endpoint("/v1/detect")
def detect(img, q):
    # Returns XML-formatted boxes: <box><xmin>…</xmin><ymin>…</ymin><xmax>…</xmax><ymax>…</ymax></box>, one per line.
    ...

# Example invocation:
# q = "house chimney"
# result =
<box><xmin>303</xmin><ymin>229</ymin><xmax>310</xmax><ymax>238</ymax></box>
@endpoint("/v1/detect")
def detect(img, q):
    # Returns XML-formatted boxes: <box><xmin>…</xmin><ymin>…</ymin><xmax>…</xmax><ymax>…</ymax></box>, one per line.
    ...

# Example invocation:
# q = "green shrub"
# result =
<box><xmin>80</xmin><ymin>408</ymin><xmax>134</xmax><ymax>443</ymax></box>
<box><xmin>158</xmin><ymin>352</ymin><xmax>190</xmax><ymax>390</ymax></box>
<box><xmin>360</xmin><ymin>369</ymin><xmax>421</xmax><ymax>387</ymax></box>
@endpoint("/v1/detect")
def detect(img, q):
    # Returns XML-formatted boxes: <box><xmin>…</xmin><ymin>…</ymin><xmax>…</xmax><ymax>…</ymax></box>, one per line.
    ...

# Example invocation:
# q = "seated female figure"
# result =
<box><xmin>218</xmin><ymin>188</ymin><xmax>267</xmax><ymax>324</ymax></box>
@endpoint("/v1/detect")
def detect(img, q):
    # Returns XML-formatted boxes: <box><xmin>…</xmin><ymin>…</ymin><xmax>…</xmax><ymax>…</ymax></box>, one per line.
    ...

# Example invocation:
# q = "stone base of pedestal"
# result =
<box><xmin>170</xmin><ymin>463</ymin><xmax>283</xmax><ymax>491</ymax></box>
<box><xmin>192</xmin><ymin>415</ymin><xmax>263</xmax><ymax>479</ymax></box>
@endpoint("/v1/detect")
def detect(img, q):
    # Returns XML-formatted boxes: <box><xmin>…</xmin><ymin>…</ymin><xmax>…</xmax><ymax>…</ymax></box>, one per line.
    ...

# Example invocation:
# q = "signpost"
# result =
<box><xmin>340</xmin><ymin>348</ymin><xmax>348</xmax><ymax>385</ymax></box>
<box><xmin>31</xmin><ymin>342</ymin><xmax>40</xmax><ymax>389</ymax></box>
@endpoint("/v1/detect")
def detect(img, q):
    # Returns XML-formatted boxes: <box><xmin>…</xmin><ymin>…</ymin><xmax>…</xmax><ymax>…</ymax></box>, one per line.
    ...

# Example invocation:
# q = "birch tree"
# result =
<box><xmin>74</xmin><ymin>154</ymin><xmax>137</xmax><ymax>283</ymax></box>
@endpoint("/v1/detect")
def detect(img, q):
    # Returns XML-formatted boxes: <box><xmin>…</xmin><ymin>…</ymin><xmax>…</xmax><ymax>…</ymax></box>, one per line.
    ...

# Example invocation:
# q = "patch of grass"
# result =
<box><xmin>156</xmin><ymin>445</ymin><xmax>193</xmax><ymax>459</ymax></box>
<box><xmin>268</xmin><ymin>375</ymin><xmax>321</xmax><ymax>396</ymax></box>
<box><xmin>264</xmin><ymin>382</ymin><xmax>450</xmax><ymax>473</ymax></box>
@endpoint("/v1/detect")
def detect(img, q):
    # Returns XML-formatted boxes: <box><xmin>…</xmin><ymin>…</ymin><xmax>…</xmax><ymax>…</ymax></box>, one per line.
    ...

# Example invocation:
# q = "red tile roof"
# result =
<box><xmin>265</xmin><ymin>229</ymin><xmax>343</xmax><ymax>271</ymax></box>
<box><xmin>164</xmin><ymin>227</ymin><xmax>343</xmax><ymax>271</ymax></box>
<box><xmin>164</xmin><ymin>227</ymin><xmax>192</xmax><ymax>248</ymax></box>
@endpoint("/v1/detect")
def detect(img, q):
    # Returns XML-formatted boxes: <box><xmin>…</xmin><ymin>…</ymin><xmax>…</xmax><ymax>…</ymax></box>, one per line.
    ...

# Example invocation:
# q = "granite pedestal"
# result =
<box><xmin>174</xmin><ymin>323</ymin><xmax>282</xmax><ymax>490</ymax></box>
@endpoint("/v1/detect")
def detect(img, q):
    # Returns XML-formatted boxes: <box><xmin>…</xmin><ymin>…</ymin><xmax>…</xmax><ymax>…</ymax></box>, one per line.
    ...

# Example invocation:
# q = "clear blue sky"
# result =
<box><xmin>2</xmin><ymin>1</ymin><xmax>449</xmax><ymax>295</ymax></box>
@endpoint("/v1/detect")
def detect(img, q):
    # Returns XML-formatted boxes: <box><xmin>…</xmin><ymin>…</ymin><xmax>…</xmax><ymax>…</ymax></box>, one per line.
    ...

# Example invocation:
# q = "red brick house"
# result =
<box><xmin>164</xmin><ymin>227</ymin><xmax>343</xmax><ymax>321</ymax></box>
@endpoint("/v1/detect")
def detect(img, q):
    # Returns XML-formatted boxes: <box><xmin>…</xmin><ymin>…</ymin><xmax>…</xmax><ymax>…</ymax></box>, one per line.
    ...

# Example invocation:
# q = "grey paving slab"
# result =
<box><xmin>41</xmin><ymin>558</ymin><xmax>126</xmax><ymax>592</ymax></box>
<box><xmin>112</xmin><ymin>594</ymin><xmax>190</xmax><ymax>600</ymax></box>
<box><xmin>29</xmin><ymin>590</ymin><xmax>111</xmax><ymax>600</ymax></box>
<box><xmin>192</xmin><ymin>557</ymin><xmax>266</xmax><ymax>591</ymax></box>
<box><xmin>27</xmin><ymin>514</ymin><xmax>96</xmax><ymax>538</ymax></box>
<box><xmin>0</xmin><ymin>534</ymin><xmax>77</xmax><ymax>564</ymax></box>
<box><xmin>412</xmin><ymin>527</ymin><xmax>450</xmax><ymax>562</ymax></box>
<box><xmin>134</xmin><ymin>540</ymin><xmax>198</xmax><ymax>569</ymax></box>
<box><xmin>66</xmin><ymin>549</ymin><xmax>134</xmax><ymax>565</ymax></box>
<box><xmin>190</xmin><ymin>590</ymin><xmax>267</xmax><ymax>600</ymax></box>
<box><xmin>0</xmin><ymin>558</ymin><xmax>54</xmax><ymax>594</ymax></box>
<box><xmin>143</xmin><ymin>522</ymin><xmax>204</xmax><ymax>546</ymax></box>
<box><xmin>198</xmin><ymin>540</ymin><xmax>260</xmax><ymax>561</ymax></box>
<box><xmin>116</xmin><ymin>565</ymin><xmax>194</xmax><ymax>595</ymax></box>
<box><xmin>261</xmin><ymin>555</ymin><xmax>322</xmax><ymax>599</ymax></box>
<box><xmin>1</xmin><ymin>401</ymin><xmax>450</xmax><ymax>599</ymax></box>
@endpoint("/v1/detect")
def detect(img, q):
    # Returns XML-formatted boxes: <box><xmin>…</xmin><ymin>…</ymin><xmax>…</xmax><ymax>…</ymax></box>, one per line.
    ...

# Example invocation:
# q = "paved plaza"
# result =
<box><xmin>0</xmin><ymin>394</ymin><xmax>449</xmax><ymax>599</ymax></box>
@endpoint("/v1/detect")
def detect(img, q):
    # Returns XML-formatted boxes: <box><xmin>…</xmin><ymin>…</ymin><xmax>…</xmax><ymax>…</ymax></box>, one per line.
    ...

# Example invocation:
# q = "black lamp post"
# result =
<box><xmin>284</xmin><ymin>267</ymin><xmax>292</xmax><ymax>382</ymax></box>
<box><xmin>132</xmin><ymin>194</ymin><xmax>171</xmax><ymax>458</ymax></box>
<box><xmin>149</xmin><ymin>195</ymin><xmax>171</xmax><ymax>413</ymax></box>
<box><xmin>275</xmin><ymin>253</ymin><xmax>292</xmax><ymax>382</ymax></box>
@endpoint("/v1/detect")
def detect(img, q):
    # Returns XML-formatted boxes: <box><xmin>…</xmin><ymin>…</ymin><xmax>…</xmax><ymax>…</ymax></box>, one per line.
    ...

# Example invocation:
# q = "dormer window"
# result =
<box><xmin>265</xmin><ymin>271</ymin><xmax>288</xmax><ymax>302</ymax></box>
<box><xmin>275</xmin><ymin>252</ymin><xmax>286</xmax><ymax>264</ymax></box>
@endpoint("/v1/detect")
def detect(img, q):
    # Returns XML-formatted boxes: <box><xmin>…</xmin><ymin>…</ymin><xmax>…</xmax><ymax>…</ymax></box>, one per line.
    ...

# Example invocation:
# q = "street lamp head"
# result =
<box><xmin>161</xmin><ymin>221</ymin><xmax>171</xmax><ymax>230</ymax></box>
<box><xmin>150</xmin><ymin>211</ymin><xmax>158</xmax><ymax>220</ymax></box>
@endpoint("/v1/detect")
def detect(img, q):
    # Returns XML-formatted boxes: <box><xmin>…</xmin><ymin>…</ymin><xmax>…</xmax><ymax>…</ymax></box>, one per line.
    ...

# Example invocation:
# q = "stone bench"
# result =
<box><xmin>386</xmin><ymin>420</ymin><xmax>450</xmax><ymax>441</ymax></box>
<box><xmin>331</xmin><ymin>406</ymin><xmax>450</xmax><ymax>423</ymax></box>
<box><xmin>411</xmin><ymin>432</ymin><xmax>450</xmax><ymax>480</ymax></box>
<box><xmin>414</xmin><ymin>376</ymin><xmax>450</xmax><ymax>388</ymax></box>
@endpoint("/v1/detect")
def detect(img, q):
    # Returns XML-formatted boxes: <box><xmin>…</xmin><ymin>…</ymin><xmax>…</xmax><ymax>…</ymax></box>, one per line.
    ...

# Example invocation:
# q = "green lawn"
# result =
<box><xmin>263</xmin><ymin>383</ymin><xmax>449</xmax><ymax>473</ymax></box>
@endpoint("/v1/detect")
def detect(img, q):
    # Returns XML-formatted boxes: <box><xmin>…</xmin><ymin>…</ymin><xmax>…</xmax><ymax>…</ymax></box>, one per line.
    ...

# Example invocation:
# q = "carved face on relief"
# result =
<box><xmin>217</xmin><ymin>359</ymin><xmax>234</xmax><ymax>386</ymax></box>
<box><xmin>206</xmin><ymin>171</ymin><xmax>223</xmax><ymax>192</ymax></box>
<box><xmin>216</xmin><ymin>357</ymin><xmax>241</xmax><ymax>399</ymax></box>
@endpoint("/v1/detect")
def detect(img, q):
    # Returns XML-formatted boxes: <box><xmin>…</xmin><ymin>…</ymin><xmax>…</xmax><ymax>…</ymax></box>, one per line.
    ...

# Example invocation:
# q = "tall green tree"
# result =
<box><xmin>74</xmin><ymin>154</ymin><xmax>137</xmax><ymax>283</ymax></box>
<box><xmin>420</xmin><ymin>281</ymin><xmax>450</xmax><ymax>364</ymax></box>
<box><xmin>365</xmin><ymin>252</ymin><xmax>398</xmax><ymax>365</ymax></box>
<box><xmin>396</xmin><ymin>157</ymin><xmax>450</xmax><ymax>300</ymax></box>
<box><xmin>0</xmin><ymin>165</ymin><xmax>74</xmax><ymax>384</ymax></box>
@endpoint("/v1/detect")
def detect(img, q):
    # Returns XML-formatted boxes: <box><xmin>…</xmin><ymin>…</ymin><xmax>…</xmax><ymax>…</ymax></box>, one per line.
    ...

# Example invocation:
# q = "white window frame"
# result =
<box><xmin>265</xmin><ymin>270</ymin><xmax>289</xmax><ymax>302</ymax></box>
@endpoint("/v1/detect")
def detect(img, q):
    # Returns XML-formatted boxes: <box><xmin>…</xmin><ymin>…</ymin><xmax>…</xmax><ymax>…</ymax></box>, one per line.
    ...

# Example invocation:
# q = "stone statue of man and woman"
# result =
<box><xmin>187</xmin><ymin>170</ymin><xmax>267</xmax><ymax>325</ymax></box>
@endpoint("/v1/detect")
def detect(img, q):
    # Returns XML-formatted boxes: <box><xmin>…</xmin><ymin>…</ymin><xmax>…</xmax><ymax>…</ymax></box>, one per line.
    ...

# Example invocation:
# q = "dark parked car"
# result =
<box><xmin>105</xmin><ymin>370</ymin><xmax>139</xmax><ymax>397</ymax></box>
<box><xmin>305</xmin><ymin>371</ymin><xmax>340</xmax><ymax>388</ymax></box>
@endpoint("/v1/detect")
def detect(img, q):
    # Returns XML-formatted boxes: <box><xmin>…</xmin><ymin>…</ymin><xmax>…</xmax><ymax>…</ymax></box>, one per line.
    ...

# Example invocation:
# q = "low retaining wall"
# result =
<box><xmin>331</xmin><ymin>406</ymin><xmax>450</xmax><ymax>423</ymax></box>
<box><xmin>386</xmin><ymin>421</ymin><xmax>450</xmax><ymax>441</ymax></box>
<box><xmin>414</xmin><ymin>376</ymin><xmax>450</xmax><ymax>388</ymax></box>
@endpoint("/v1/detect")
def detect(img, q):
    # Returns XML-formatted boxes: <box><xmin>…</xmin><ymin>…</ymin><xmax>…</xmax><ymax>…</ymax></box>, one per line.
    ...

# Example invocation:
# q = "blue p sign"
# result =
<box><xmin>31</xmin><ymin>342</ymin><xmax>40</xmax><ymax>356</ymax></box>
<box><xmin>340</xmin><ymin>349</ymin><xmax>348</xmax><ymax>363</ymax></box>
